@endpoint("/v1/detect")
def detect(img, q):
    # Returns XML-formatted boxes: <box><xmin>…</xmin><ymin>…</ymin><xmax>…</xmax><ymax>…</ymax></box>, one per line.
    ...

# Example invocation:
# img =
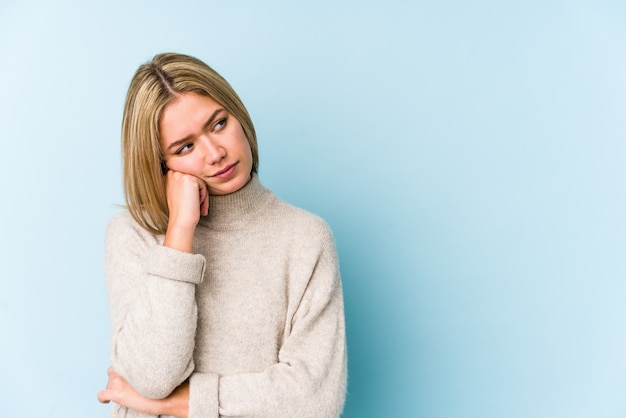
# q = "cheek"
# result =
<box><xmin>238</xmin><ymin>133</ymin><xmax>253</xmax><ymax>160</ymax></box>
<box><xmin>241</xmin><ymin>141</ymin><xmax>253</xmax><ymax>170</ymax></box>
<box><xmin>244</xmin><ymin>141</ymin><xmax>253</xmax><ymax>159</ymax></box>
<box><xmin>166</xmin><ymin>156</ymin><xmax>200</xmax><ymax>175</ymax></box>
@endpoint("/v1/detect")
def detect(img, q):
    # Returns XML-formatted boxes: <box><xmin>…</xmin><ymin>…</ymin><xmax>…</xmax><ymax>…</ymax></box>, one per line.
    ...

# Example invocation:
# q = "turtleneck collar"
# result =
<box><xmin>198</xmin><ymin>173</ymin><xmax>273</xmax><ymax>230</ymax></box>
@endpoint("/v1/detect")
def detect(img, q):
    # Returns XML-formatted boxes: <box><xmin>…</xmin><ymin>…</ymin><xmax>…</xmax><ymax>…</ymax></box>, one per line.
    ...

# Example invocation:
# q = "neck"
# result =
<box><xmin>199</xmin><ymin>173</ymin><xmax>273</xmax><ymax>230</ymax></box>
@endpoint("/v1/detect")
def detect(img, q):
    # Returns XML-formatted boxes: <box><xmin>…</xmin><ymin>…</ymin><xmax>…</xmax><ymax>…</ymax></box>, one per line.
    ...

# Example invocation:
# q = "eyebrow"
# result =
<box><xmin>165</xmin><ymin>108</ymin><xmax>225</xmax><ymax>153</ymax></box>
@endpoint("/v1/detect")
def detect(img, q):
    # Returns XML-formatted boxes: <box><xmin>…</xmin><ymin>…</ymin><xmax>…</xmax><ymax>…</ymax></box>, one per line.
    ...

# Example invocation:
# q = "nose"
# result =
<box><xmin>199</xmin><ymin>135</ymin><xmax>225</xmax><ymax>165</ymax></box>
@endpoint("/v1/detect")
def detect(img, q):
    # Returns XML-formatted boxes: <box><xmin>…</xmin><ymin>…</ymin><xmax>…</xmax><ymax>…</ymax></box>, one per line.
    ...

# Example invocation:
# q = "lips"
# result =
<box><xmin>211</xmin><ymin>162</ymin><xmax>237</xmax><ymax>178</ymax></box>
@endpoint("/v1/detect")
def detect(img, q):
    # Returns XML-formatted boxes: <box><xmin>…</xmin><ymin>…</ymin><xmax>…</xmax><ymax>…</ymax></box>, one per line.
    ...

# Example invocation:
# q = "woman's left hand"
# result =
<box><xmin>98</xmin><ymin>367</ymin><xmax>189</xmax><ymax>418</ymax></box>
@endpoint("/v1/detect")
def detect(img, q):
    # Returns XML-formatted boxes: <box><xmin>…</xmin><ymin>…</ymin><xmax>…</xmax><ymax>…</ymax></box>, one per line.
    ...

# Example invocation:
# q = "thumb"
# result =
<box><xmin>97</xmin><ymin>389</ymin><xmax>111</xmax><ymax>404</ymax></box>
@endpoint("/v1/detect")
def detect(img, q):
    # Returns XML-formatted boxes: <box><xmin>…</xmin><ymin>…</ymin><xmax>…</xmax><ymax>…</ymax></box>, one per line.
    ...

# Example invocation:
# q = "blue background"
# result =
<box><xmin>1</xmin><ymin>1</ymin><xmax>625</xmax><ymax>416</ymax></box>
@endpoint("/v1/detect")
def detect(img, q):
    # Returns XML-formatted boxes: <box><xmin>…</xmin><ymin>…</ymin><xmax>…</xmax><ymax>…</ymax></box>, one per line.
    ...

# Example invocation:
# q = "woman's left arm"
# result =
<box><xmin>189</xmin><ymin>226</ymin><xmax>348</xmax><ymax>418</ymax></box>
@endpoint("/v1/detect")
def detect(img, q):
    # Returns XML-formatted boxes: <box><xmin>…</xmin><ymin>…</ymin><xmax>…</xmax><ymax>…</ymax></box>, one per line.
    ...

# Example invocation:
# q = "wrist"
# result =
<box><xmin>163</xmin><ymin>223</ymin><xmax>195</xmax><ymax>253</ymax></box>
<box><xmin>164</xmin><ymin>381</ymin><xmax>190</xmax><ymax>418</ymax></box>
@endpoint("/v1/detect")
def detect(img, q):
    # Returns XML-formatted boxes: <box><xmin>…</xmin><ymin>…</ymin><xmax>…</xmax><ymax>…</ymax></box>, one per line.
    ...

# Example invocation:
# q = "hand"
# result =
<box><xmin>97</xmin><ymin>367</ymin><xmax>161</xmax><ymax>415</ymax></box>
<box><xmin>163</xmin><ymin>170</ymin><xmax>209</xmax><ymax>252</ymax></box>
<box><xmin>97</xmin><ymin>368</ymin><xmax>189</xmax><ymax>418</ymax></box>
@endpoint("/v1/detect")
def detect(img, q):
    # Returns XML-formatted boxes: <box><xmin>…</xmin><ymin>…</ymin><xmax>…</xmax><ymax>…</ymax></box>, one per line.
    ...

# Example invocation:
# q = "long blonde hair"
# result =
<box><xmin>121</xmin><ymin>52</ymin><xmax>258</xmax><ymax>234</ymax></box>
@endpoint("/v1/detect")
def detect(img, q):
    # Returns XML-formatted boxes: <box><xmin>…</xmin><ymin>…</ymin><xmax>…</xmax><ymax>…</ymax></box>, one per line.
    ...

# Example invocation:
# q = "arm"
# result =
<box><xmin>105</xmin><ymin>214</ymin><xmax>205</xmax><ymax>399</ymax></box>
<box><xmin>105</xmin><ymin>171</ymin><xmax>209</xmax><ymax>399</ymax></box>
<box><xmin>189</xmin><ymin>226</ymin><xmax>347</xmax><ymax>418</ymax></box>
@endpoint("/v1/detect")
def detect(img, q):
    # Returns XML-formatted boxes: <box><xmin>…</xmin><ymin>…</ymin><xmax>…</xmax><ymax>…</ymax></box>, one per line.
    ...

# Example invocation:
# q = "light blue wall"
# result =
<box><xmin>0</xmin><ymin>1</ymin><xmax>624</xmax><ymax>416</ymax></box>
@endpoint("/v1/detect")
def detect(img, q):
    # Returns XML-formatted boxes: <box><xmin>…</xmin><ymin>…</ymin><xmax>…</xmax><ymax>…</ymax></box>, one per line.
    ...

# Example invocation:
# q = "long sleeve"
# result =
<box><xmin>187</xmin><ymin>225</ymin><xmax>347</xmax><ymax>418</ymax></box>
<box><xmin>104</xmin><ymin>212</ymin><xmax>205</xmax><ymax>399</ymax></box>
<box><xmin>103</xmin><ymin>177</ymin><xmax>348</xmax><ymax>418</ymax></box>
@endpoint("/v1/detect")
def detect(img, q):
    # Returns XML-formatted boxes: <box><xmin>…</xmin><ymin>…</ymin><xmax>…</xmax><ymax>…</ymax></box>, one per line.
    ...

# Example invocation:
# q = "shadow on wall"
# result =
<box><xmin>334</xmin><ymin>211</ymin><xmax>425</xmax><ymax>418</ymax></box>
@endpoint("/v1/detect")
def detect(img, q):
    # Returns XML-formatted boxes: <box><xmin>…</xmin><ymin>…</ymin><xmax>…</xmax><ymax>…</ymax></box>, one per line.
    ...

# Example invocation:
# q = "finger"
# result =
<box><xmin>199</xmin><ymin>184</ymin><xmax>209</xmax><ymax>216</ymax></box>
<box><xmin>97</xmin><ymin>389</ymin><xmax>111</xmax><ymax>404</ymax></box>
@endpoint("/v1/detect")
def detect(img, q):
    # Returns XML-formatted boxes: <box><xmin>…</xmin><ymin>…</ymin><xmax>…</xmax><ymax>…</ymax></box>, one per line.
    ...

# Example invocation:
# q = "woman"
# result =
<box><xmin>97</xmin><ymin>53</ymin><xmax>347</xmax><ymax>417</ymax></box>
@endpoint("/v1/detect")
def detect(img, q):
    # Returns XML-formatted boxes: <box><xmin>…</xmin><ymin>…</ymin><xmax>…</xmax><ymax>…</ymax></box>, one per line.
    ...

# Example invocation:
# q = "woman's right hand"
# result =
<box><xmin>163</xmin><ymin>170</ymin><xmax>209</xmax><ymax>253</ymax></box>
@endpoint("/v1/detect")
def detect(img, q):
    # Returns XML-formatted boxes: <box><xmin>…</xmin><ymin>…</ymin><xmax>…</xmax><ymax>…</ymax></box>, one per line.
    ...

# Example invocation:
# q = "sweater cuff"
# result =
<box><xmin>146</xmin><ymin>245</ymin><xmax>206</xmax><ymax>284</ymax></box>
<box><xmin>189</xmin><ymin>372</ymin><xmax>219</xmax><ymax>418</ymax></box>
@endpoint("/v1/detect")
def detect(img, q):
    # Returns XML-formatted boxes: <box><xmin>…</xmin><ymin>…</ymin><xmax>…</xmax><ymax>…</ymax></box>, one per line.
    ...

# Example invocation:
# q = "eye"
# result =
<box><xmin>214</xmin><ymin>117</ymin><xmax>227</xmax><ymax>131</ymax></box>
<box><xmin>175</xmin><ymin>143</ymin><xmax>193</xmax><ymax>155</ymax></box>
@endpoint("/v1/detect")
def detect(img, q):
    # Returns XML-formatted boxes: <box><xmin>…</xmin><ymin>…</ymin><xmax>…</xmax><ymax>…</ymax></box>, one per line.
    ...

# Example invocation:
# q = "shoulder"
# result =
<box><xmin>268</xmin><ymin>199</ymin><xmax>341</xmax><ymax>283</ymax></box>
<box><xmin>267</xmin><ymin>197</ymin><xmax>336</xmax><ymax>247</ymax></box>
<box><xmin>106</xmin><ymin>209</ymin><xmax>134</xmax><ymax>229</ymax></box>
<box><xmin>105</xmin><ymin>209</ymin><xmax>162</xmax><ymax>249</ymax></box>
<box><xmin>106</xmin><ymin>210</ymin><xmax>141</xmax><ymax>236</ymax></box>
<box><xmin>272</xmin><ymin>197</ymin><xmax>330</xmax><ymax>228</ymax></box>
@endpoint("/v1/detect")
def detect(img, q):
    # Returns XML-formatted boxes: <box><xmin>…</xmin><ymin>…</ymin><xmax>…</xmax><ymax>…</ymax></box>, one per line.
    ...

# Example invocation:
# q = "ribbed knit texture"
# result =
<box><xmin>104</xmin><ymin>175</ymin><xmax>347</xmax><ymax>418</ymax></box>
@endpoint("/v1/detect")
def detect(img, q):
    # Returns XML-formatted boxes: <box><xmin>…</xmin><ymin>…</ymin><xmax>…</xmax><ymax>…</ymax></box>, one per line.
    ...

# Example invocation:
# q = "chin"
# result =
<box><xmin>210</xmin><ymin>175</ymin><xmax>250</xmax><ymax>196</ymax></box>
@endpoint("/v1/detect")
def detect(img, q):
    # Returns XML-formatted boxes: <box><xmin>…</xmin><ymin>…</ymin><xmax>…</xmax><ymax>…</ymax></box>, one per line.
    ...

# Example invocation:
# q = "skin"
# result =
<box><xmin>97</xmin><ymin>369</ymin><xmax>189</xmax><ymax>417</ymax></box>
<box><xmin>98</xmin><ymin>92</ymin><xmax>254</xmax><ymax>416</ymax></box>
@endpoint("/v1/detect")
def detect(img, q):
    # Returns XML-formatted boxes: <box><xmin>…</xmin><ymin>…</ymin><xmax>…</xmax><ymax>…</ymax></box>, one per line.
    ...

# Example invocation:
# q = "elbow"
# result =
<box><xmin>111</xmin><ymin>330</ymin><xmax>196</xmax><ymax>399</ymax></box>
<box><xmin>112</xmin><ymin>344</ymin><xmax>195</xmax><ymax>399</ymax></box>
<box><xmin>293</xmin><ymin>366</ymin><xmax>347</xmax><ymax>417</ymax></box>
<box><xmin>314</xmin><ymin>354</ymin><xmax>347</xmax><ymax>417</ymax></box>
<box><xmin>318</xmin><ymin>375</ymin><xmax>347</xmax><ymax>417</ymax></box>
<box><xmin>129</xmin><ymin>360</ymin><xmax>194</xmax><ymax>399</ymax></box>
<box><xmin>293</xmin><ymin>390</ymin><xmax>346</xmax><ymax>418</ymax></box>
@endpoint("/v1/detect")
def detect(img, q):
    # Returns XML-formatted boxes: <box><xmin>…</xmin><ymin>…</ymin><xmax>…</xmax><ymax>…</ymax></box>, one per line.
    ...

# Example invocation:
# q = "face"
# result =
<box><xmin>159</xmin><ymin>92</ymin><xmax>253</xmax><ymax>195</ymax></box>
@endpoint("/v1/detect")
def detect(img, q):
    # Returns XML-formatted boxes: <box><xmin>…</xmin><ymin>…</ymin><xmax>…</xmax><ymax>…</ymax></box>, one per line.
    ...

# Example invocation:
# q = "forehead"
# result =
<box><xmin>159</xmin><ymin>92</ymin><xmax>222</xmax><ymax>143</ymax></box>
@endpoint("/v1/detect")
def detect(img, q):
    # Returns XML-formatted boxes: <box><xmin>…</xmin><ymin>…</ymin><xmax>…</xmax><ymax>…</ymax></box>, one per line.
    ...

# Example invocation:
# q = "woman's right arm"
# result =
<box><xmin>105</xmin><ymin>212</ymin><xmax>204</xmax><ymax>400</ymax></box>
<box><xmin>105</xmin><ymin>171</ymin><xmax>208</xmax><ymax>400</ymax></box>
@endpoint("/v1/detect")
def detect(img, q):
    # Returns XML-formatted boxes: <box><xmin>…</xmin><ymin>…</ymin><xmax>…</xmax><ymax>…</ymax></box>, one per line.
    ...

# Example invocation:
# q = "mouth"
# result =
<box><xmin>211</xmin><ymin>162</ymin><xmax>238</xmax><ymax>178</ymax></box>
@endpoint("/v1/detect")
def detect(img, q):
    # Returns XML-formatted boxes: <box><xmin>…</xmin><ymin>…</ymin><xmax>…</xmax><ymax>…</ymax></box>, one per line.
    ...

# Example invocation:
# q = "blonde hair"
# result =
<box><xmin>121</xmin><ymin>52</ymin><xmax>258</xmax><ymax>235</ymax></box>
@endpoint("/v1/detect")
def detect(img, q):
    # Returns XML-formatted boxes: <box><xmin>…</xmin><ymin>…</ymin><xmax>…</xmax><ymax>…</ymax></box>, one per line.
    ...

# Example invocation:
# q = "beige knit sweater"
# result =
<box><xmin>104</xmin><ymin>175</ymin><xmax>347</xmax><ymax>418</ymax></box>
